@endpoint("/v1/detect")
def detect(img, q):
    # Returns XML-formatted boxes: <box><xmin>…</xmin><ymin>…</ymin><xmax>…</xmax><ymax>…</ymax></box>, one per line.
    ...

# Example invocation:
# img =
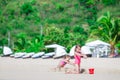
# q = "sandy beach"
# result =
<box><xmin>0</xmin><ymin>57</ymin><xmax>120</xmax><ymax>80</ymax></box>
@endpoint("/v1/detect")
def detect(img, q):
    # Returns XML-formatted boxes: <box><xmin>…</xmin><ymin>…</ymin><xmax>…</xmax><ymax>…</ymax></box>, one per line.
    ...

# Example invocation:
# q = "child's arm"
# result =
<box><xmin>75</xmin><ymin>52</ymin><xmax>87</xmax><ymax>58</ymax></box>
<box><xmin>83</xmin><ymin>54</ymin><xmax>87</xmax><ymax>59</ymax></box>
<box><xmin>66</xmin><ymin>60</ymin><xmax>75</xmax><ymax>66</ymax></box>
<box><xmin>68</xmin><ymin>61</ymin><xmax>75</xmax><ymax>66</ymax></box>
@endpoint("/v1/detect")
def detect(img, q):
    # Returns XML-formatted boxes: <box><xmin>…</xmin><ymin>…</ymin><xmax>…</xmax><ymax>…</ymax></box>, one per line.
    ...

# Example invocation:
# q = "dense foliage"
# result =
<box><xmin>0</xmin><ymin>0</ymin><xmax>120</xmax><ymax>53</ymax></box>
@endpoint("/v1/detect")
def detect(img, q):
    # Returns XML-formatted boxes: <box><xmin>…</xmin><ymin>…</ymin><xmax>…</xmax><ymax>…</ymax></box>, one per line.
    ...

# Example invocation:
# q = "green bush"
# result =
<box><xmin>116</xmin><ymin>43</ymin><xmax>120</xmax><ymax>54</ymax></box>
<box><xmin>20</xmin><ymin>2</ymin><xmax>34</xmax><ymax>15</ymax></box>
<box><xmin>0</xmin><ymin>47</ymin><xmax>3</xmax><ymax>55</ymax></box>
<box><xmin>102</xmin><ymin>0</ymin><xmax>117</xmax><ymax>5</ymax></box>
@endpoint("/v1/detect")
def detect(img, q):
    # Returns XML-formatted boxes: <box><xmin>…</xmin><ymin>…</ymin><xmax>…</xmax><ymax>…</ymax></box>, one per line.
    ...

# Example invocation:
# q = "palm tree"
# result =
<box><xmin>97</xmin><ymin>12</ymin><xmax>120</xmax><ymax>57</ymax></box>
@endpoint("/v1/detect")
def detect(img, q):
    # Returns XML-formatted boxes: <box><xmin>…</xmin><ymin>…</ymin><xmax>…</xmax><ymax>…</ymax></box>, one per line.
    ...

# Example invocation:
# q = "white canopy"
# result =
<box><xmin>85</xmin><ymin>40</ymin><xmax>111</xmax><ymax>57</ymax></box>
<box><xmin>45</xmin><ymin>44</ymin><xmax>65</xmax><ymax>49</ymax></box>
<box><xmin>45</xmin><ymin>44</ymin><xmax>67</xmax><ymax>58</ymax></box>
<box><xmin>85</xmin><ymin>40</ymin><xmax>110</xmax><ymax>47</ymax></box>
<box><xmin>54</xmin><ymin>47</ymin><xmax>67</xmax><ymax>58</ymax></box>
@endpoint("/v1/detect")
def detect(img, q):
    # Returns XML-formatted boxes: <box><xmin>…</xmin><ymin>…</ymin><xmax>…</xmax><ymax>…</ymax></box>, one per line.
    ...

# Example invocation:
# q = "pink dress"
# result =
<box><xmin>74</xmin><ymin>52</ymin><xmax>81</xmax><ymax>65</ymax></box>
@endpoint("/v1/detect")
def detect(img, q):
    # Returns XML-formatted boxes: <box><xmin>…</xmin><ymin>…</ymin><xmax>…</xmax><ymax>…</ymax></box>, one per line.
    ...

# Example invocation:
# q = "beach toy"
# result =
<box><xmin>89</xmin><ymin>68</ymin><xmax>94</xmax><ymax>74</ymax></box>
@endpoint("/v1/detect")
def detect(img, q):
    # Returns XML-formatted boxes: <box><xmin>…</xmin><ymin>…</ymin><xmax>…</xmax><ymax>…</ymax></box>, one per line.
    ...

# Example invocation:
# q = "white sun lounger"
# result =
<box><xmin>22</xmin><ymin>52</ymin><xmax>35</xmax><ymax>59</ymax></box>
<box><xmin>10</xmin><ymin>54</ymin><xmax>15</xmax><ymax>57</ymax></box>
<box><xmin>14</xmin><ymin>52</ymin><xmax>26</xmax><ymax>58</ymax></box>
<box><xmin>31</xmin><ymin>52</ymin><xmax>45</xmax><ymax>59</ymax></box>
<box><xmin>42</xmin><ymin>52</ymin><xmax>55</xmax><ymax>59</ymax></box>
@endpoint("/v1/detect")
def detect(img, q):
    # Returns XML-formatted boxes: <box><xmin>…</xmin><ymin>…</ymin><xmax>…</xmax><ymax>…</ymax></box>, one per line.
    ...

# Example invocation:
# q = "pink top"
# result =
<box><xmin>74</xmin><ymin>52</ymin><xmax>81</xmax><ymax>65</ymax></box>
<box><xmin>60</xmin><ymin>60</ymin><xmax>67</xmax><ymax>67</ymax></box>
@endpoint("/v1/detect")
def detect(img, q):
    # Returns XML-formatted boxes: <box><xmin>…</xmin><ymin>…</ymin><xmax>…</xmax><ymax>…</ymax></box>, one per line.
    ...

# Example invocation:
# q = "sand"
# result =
<box><xmin>0</xmin><ymin>57</ymin><xmax>120</xmax><ymax>80</ymax></box>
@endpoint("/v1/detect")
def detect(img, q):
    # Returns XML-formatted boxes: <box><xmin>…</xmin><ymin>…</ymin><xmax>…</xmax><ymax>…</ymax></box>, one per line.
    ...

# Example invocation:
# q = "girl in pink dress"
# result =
<box><xmin>74</xmin><ymin>45</ymin><xmax>87</xmax><ymax>74</ymax></box>
<box><xmin>66</xmin><ymin>45</ymin><xmax>87</xmax><ymax>74</ymax></box>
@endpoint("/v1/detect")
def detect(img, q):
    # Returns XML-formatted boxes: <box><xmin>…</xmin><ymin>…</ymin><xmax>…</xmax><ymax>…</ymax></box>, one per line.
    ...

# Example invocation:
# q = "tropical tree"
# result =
<box><xmin>91</xmin><ymin>12</ymin><xmax>120</xmax><ymax>56</ymax></box>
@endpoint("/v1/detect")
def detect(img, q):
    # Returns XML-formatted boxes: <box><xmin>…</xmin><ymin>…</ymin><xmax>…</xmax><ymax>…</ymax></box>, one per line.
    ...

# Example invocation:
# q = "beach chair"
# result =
<box><xmin>31</xmin><ymin>52</ymin><xmax>45</xmax><ymax>59</ymax></box>
<box><xmin>42</xmin><ymin>52</ymin><xmax>55</xmax><ymax>59</ymax></box>
<box><xmin>22</xmin><ymin>52</ymin><xmax>35</xmax><ymax>59</ymax></box>
<box><xmin>14</xmin><ymin>52</ymin><xmax>26</xmax><ymax>58</ymax></box>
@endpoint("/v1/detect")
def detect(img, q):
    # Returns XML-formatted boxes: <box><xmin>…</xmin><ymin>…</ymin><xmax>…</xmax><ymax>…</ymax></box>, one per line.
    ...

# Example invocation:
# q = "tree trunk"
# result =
<box><xmin>109</xmin><ymin>41</ymin><xmax>115</xmax><ymax>57</ymax></box>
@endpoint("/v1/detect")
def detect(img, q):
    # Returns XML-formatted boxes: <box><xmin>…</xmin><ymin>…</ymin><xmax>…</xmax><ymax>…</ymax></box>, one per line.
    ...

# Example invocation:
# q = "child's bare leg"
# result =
<box><xmin>75</xmin><ymin>64</ymin><xmax>80</xmax><ymax>74</ymax></box>
<box><xmin>56</xmin><ymin>65</ymin><xmax>62</xmax><ymax>71</ymax></box>
<box><xmin>65</xmin><ymin>68</ymin><xmax>76</xmax><ymax>74</ymax></box>
<box><xmin>51</xmin><ymin>66</ymin><xmax>61</xmax><ymax>72</ymax></box>
<box><xmin>51</xmin><ymin>67</ymin><xmax>57</xmax><ymax>72</ymax></box>
<box><xmin>65</xmin><ymin>64</ymin><xmax>80</xmax><ymax>74</ymax></box>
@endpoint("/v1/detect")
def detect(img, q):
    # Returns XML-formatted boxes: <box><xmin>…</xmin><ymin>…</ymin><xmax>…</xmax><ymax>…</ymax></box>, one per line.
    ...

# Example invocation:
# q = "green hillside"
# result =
<box><xmin>0</xmin><ymin>0</ymin><xmax>120</xmax><ymax>53</ymax></box>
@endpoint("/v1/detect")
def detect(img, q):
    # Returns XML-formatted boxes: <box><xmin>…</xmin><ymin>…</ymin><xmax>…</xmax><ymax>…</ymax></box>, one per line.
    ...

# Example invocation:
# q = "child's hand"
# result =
<box><xmin>83</xmin><ymin>55</ymin><xmax>87</xmax><ymax>59</ymax></box>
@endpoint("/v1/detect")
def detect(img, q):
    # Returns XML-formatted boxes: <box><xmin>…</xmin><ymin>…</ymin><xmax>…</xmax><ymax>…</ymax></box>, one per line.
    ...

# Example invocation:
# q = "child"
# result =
<box><xmin>54</xmin><ymin>55</ymin><xmax>73</xmax><ymax>71</ymax></box>
<box><xmin>74</xmin><ymin>45</ymin><xmax>87</xmax><ymax>73</ymax></box>
<box><xmin>66</xmin><ymin>45</ymin><xmax>87</xmax><ymax>74</ymax></box>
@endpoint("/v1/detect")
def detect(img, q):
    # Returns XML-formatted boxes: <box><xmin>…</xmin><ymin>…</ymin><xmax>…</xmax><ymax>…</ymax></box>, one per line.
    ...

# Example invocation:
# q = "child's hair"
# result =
<box><xmin>75</xmin><ymin>45</ymin><xmax>81</xmax><ymax>52</ymax></box>
<box><xmin>63</xmin><ymin>55</ymin><xmax>70</xmax><ymax>59</ymax></box>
